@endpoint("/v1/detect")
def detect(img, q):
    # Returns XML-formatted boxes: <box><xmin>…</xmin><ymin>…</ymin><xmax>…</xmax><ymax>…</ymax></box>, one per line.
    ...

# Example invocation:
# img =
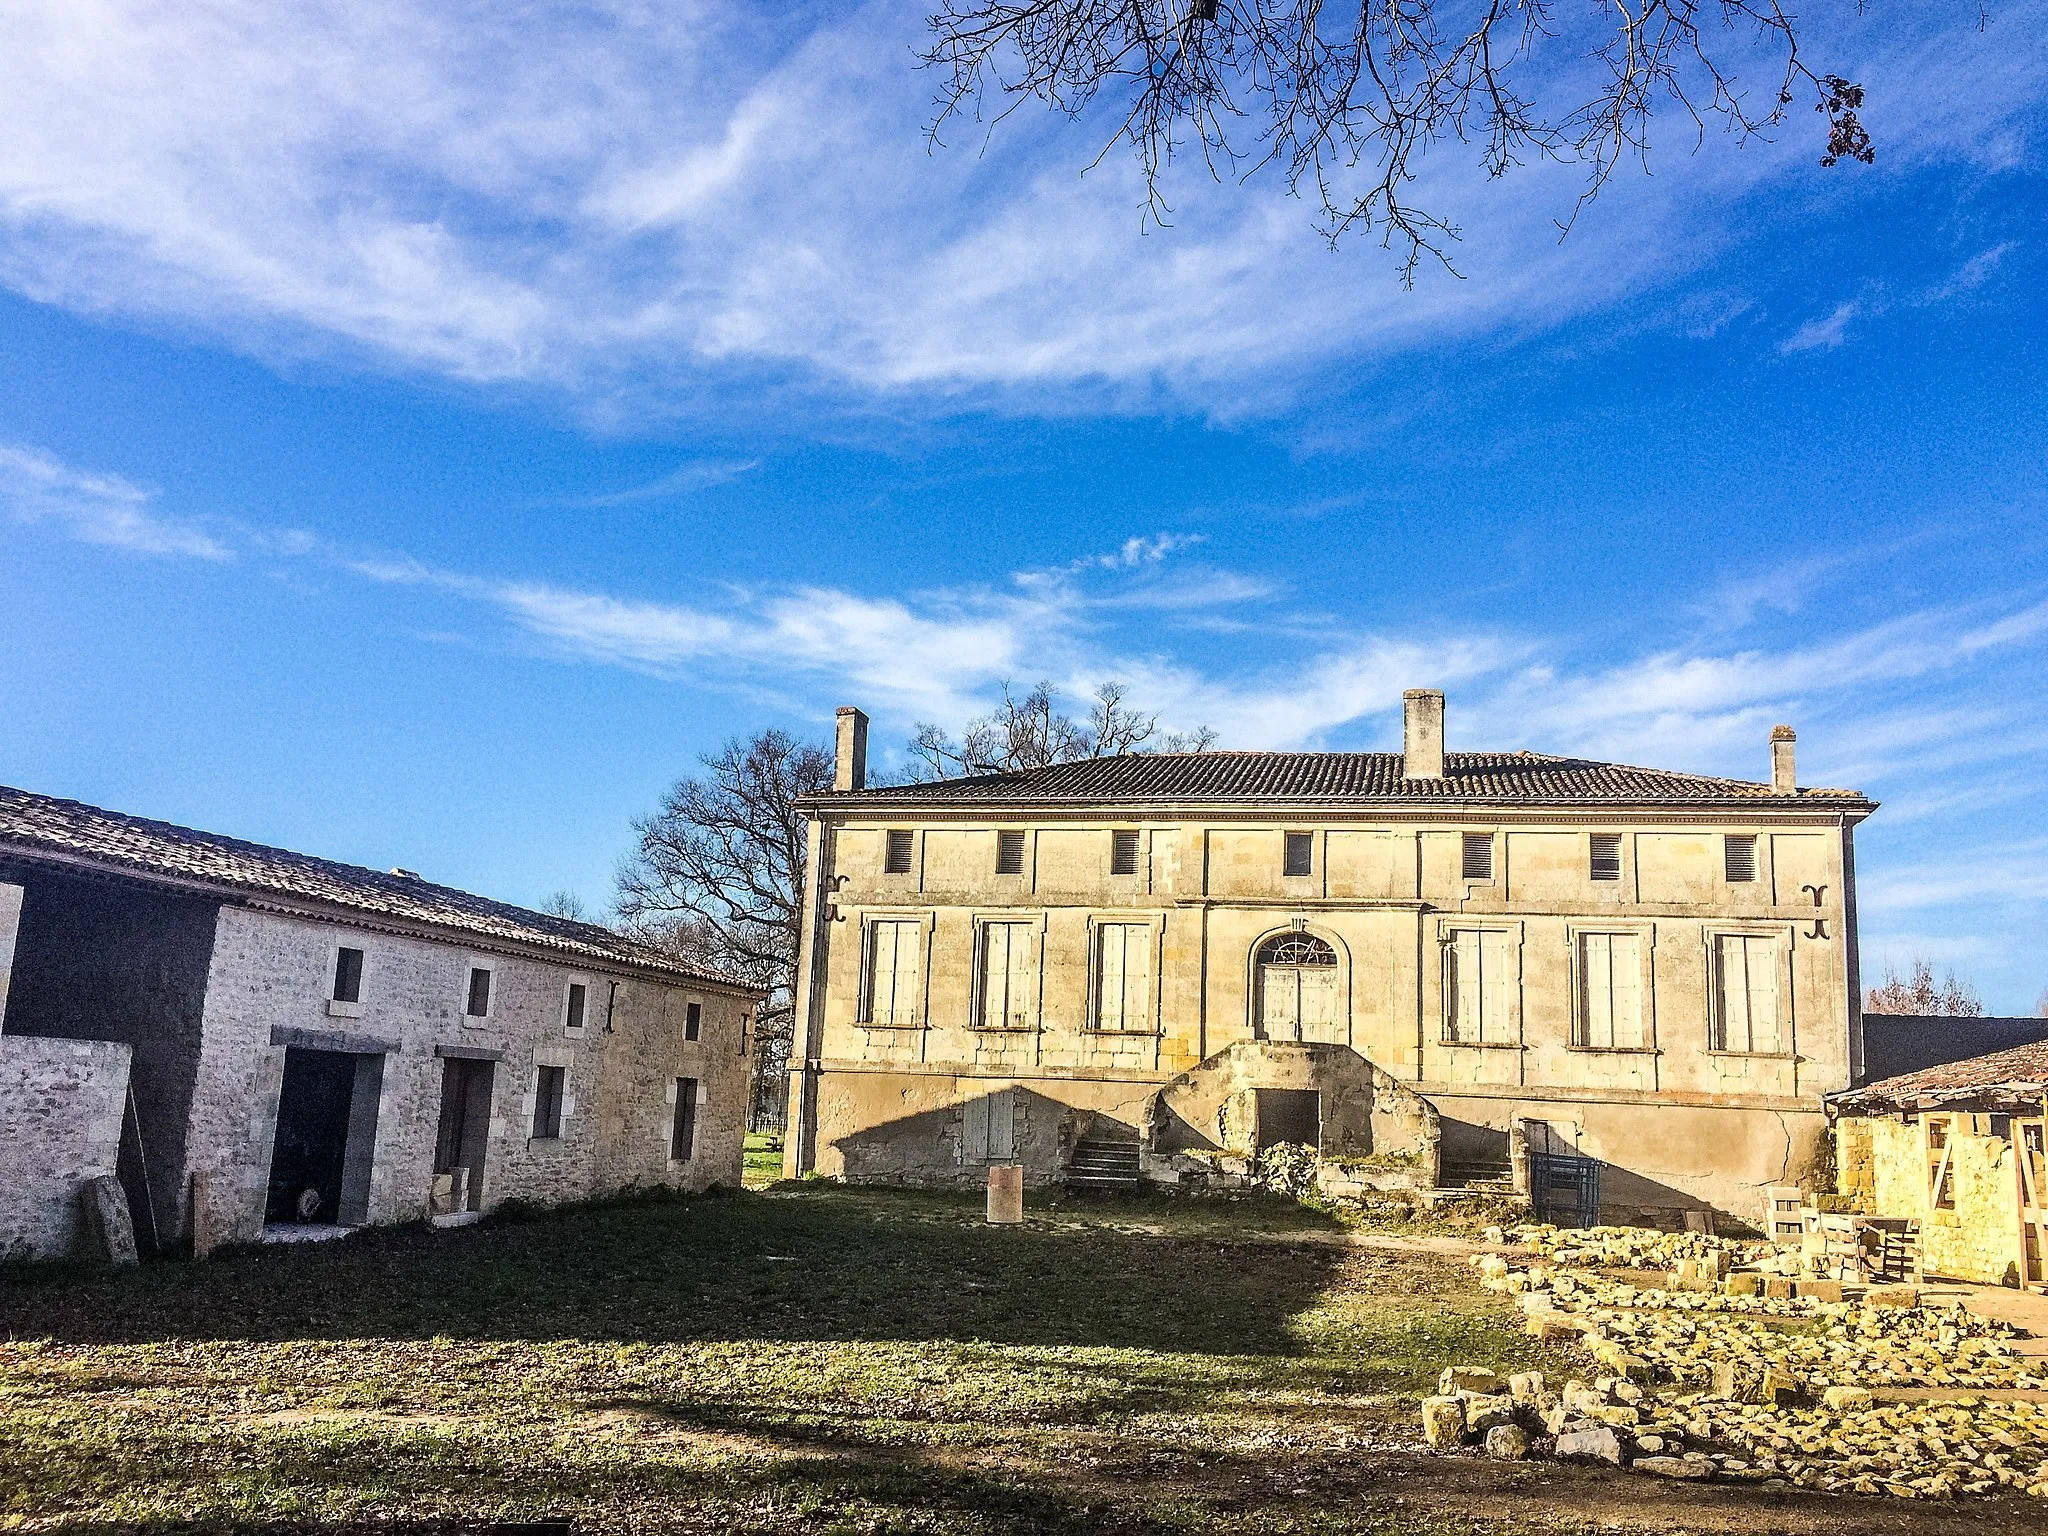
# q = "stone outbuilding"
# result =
<box><xmin>786</xmin><ymin>691</ymin><xmax>1875</xmax><ymax>1226</ymax></box>
<box><xmin>1829</xmin><ymin>1040</ymin><xmax>2048</xmax><ymax>1291</ymax></box>
<box><xmin>0</xmin><ymin>785</ymin><xmax>762</xmax><ymax>1260</ymax></box>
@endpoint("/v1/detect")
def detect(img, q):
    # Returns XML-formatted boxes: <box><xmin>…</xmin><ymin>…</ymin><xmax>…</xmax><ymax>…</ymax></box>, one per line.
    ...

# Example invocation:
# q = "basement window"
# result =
<box><xmin>1283</xmin><ymin>832</ymin><xmax>1313</xmax><ymax>878</ymax></box>
<box><xmin>1111</xmin><ymin>830</ymin><xmax>1141</xmax><ymax>877</ymax></box>
<box><xmin>532</xmin><ymin>1064</ymin><xmax>565</xmax><ymax>1140</ymax></box>
<box><xmin>465</xmin><ymin>966</ymin><xmax>493</xmax><ymax>1019</ymax></box>
<box><xmin>1724</xmin><ymin>835</ymin><xmax>1759</xmax><ymax>883</ymax></box>
<box><xmin>884</xmin><ymin>829</ymin><xmax>914</xmax><ymax>874</ymax></box>
<box><xmin>1461</xmin><ymin>833</ymin><xmax>1494</xmax><ymax>882</ymax></box>
<box><xmin>685</xmin><ymin>1000</ymin><xmax>703</xmax><ymax>1042</ymax></box>
<box><xmin>1589</xmin><ymin>833</ymin><xmax>1622</xmax><ymax>883</ymax></box>
<box><xmin>331</xmin><ymin>947</ymin><xmax>364</xmax><ymax>1004</ymax></box>
<box><xmin>995</xmin><ymin>829</ymin><xmax>1026</xmax><ymax>875</ymax></box>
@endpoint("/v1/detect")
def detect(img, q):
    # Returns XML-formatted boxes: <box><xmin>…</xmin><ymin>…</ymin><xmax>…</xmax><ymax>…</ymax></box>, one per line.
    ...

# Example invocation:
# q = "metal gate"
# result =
<box><xmin>1530</xmin><ymin>1151</ymin><xmax>1601</xmax><ymax>1228</ymax></box>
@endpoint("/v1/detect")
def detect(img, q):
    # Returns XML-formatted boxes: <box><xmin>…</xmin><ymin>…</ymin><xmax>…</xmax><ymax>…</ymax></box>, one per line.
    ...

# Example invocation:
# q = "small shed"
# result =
<box><xmin>1827</xmin><ymin>1040</ymin><xmax>2048</xmax><ymax>1291</ymax></box>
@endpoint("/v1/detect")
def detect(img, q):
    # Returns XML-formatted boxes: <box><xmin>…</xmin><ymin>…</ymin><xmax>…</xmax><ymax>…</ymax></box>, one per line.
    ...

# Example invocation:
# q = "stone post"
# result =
<box><xmin>986</xmin><ymin>1163</ymin><xmax>1023</xmax><ymax>1224</ymax></box>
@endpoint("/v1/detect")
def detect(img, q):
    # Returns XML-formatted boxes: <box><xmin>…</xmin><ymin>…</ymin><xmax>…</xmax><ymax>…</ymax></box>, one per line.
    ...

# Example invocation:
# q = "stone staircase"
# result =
<box><xmin>1066</xmin><ymin>1134</ymin><xmax>1142</xmax><ymax>1191</ymax></box>
<box><xmin>1437</xmin><ymin>1152</ymin><xmax>1515</xmax><ymax>1192</ymax></box>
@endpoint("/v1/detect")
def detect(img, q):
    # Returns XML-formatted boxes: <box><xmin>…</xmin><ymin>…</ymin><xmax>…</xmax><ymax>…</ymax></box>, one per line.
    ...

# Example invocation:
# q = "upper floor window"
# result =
<box><xmin>884</xmin><ymin>829</ymin><xmax>914</xmax><ymax>874</ymax></box>
<box><xmin>862</xmin><ymin>919</ymin><xmax>923</xmax><ymax>1026</ymax></box>
<box><xmin>1709</xmin><ymin>932</ymin><xmax>1779</xmax><ymax>1052</ymax></box>
<box><xmin>465</xmin><ymin>966</ymin><xmax>493</xmax><ymax>1019</ymax></box>
<box><xmin>1574</xmin><ymin>931</ymin><xmax>1643</xmax><ymax>1049</ymax></box>
<box><xmin>331</xmin><ymin>947</ymin><xmax>364</xmax><ymax>1004</ymax></box>
<box><xmin>1444</xmin><ymin>929</ymin><xmax>1511</xmax><ymax>1043</ymax></box>
<box><xmin>1283</xmin><ymin>832</ymin><xmax>1313</xmax><ymax>878</ymax></box>
<box><xmin>1094</xmin><ymin>922</ymin><xmax>1152</xmax><ymax>1031</ymax></box>
<box><xmin>563</xmin><ymin>981</ymin><xmax>587</xmax><ymax>1034</ymax></box>
<box><xmin>685</xmin><ymin>1000</ymin><xmax>703</xmax><ymax>1041</ymax></box>
<box><xmin>1724</xmin><ymin>834</ymin><xmax>1758</xmax><ymax>883</ymax></box>
<box><xmin>995</xmin><ymin>829</ymin><xmax>1026</xmax><ymax>876</ymax></box>
<box><xmin>1461</xmin><ymin>833</ymin><xmax>1494</xmax><ymax>882</ymax></box>
<box><xmin>1589</xmin><ymin>833</ymin><xmax>1622</xmax><ymax>883</ymax></box>
<box><xmin>1110</xmin><ymin>830</ymin><xmax>1140</xmax><ymax>877</ymax></box>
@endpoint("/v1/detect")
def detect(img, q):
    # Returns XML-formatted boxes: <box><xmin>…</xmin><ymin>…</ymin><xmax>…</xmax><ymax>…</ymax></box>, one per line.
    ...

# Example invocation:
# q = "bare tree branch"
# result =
<box><xmin>911</xmin><ymin>679</ymin><xmax>1214</xmax><ymax>777</ymax></box>
<box><xmin>921</xmin><ymin>0</ymin><xmax>1873</xmax><ymax>279</ymax></box>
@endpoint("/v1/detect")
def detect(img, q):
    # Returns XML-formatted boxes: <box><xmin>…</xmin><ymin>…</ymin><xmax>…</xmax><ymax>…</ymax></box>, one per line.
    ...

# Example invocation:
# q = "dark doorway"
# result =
<box><xmin>267</xmin><ymin>1048</ymin><xmax>359</xmax><ymax>1224</ymax></box>
<box><xmin>435</xmin><ymin>1056</ymin><xmax>496</xmax><ymax>1212</ymax></box>
<box><xmin>1255</xmin><ymin>1088</ymin><xmax>1321</xmax><ymax>1150</ymax></box>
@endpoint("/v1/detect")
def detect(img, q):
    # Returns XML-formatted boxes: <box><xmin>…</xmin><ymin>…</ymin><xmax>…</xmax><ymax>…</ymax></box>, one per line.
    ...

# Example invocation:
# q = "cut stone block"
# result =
<box><xmin>1823</xmin><ymin>1385</ymin><xmax>1874</xmax><ymax>1411</ymax></box>
<box><xmin>1439</xmin><ymin>1366</ymin><xmax>1502</xmax><ymax>1395</ymax></box>
<box><xmin>1555</xmin><ymin>1426</ymin><xmax>1625</xmax><ymax>1465</ymax></box>
<box><xmin>1720</xmin><ymin>1273</ymin><xmax>1763</xmax><ymax>1297</ymax></box>
<box><xmin>1508</xmin><ymin>1370</ymin><xmax>1545</xmax><ymax>1401</ymax></box>
<box><xmin>1421</xmin><ymin>1395</ymin><xmax>1467</xmax><ymax>1449</ymax></box>
<box><xmin>81</xmin><ymin>1175</ymin><xmax>137</xmax><ymax>1266</ymax></box>
<box><xmin>1485</xmin><ymin>1424</ymin><xmax>1530</xmax><ymax>1460</ymax></box>
<box><xmin>1634</xmin><ymin>1455</ymin><xmax>1714</xmax><ymax>1480</ymax></box>
<box><xmin>1868</xmin><ymin>1285</ymin><xmax>1919</xmax><ymax>1310</ymax></box>
<box><xmin>1797</xmin><ymin>1279</ymin><xmax>1844</xmax><ymax>1303</ymax></box>
<box><xmin>986</xmin><ymin>1163</ymin><xmax>1023</xmax><ymax>1224</ymax></box>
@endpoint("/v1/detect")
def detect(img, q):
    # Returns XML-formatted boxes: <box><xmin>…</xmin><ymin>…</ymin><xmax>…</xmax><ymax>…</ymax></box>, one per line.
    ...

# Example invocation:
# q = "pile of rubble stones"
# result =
<box><xmin>1418</xmin><ymin>1224</ymin><xmax>2048</xmax><ymax>1500</ymax></box>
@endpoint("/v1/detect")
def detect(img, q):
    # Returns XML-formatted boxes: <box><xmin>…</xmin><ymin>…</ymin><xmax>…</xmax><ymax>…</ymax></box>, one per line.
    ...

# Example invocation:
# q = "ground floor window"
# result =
<box><xmin>1574</xmin><ymin>931</ymin><xmax>1644</xmax><ymax>1049</ymax></box>
<box><xmin>862</xmin><ymin>919</ymin><xmax>923</xmax><ymax>1025</ymax></box>
<box><xmin>1443</xmin><ymin>928</ymin><xmax>1512</xmax><ymax>1043</ymax></box>
<box><xmin>977</xmin><ymin>921</ymin><xmax>1034</xmax><ymax>1028</ymax></box>
<box><xmin>532</xmin><ymin>1064</ymin><xmax>565</xmax><ymax>1139</ymax></box>
<box><xmin>1093</xmin><ymin>922</ymin><xmax>1152</xmax><ymax>1031</ymax></box>
<box><xmin>672</xmin><ymin>1077</ymin><xmax>699</xmax><ymax>1161</ymax></box>
<box><xmin>1709</xmin><ymin>932</ymin><xmax>1780</xmax><ymax>1053</ymax></box>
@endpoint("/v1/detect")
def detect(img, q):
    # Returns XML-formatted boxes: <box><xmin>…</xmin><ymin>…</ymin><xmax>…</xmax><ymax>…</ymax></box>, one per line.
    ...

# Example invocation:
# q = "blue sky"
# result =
<box><xmin>2</xmin><ymin>1</ymin><xmax>2045</xmax><ymax>1009</ymax></box>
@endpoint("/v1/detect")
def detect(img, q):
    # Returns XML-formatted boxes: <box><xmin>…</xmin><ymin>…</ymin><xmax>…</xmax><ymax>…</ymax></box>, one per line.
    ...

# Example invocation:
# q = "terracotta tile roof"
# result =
<box><xmin>0</xmin><ymin>784</ymin><xmax>756</xmax><ymax>991</ymax></box>
<box><xmin>809</xmin><ymin>751</ymin><xmax>1874</xmax><ymax>812</ymax></box>
<box><xmin>1832</xmin><ymin>1032</ymin><xmax>2048</xmax><ymax>1113</ymax></box>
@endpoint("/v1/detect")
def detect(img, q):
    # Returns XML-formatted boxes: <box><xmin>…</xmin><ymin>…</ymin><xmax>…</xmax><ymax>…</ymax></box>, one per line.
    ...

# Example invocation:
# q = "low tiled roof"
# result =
<box><xmin>808</xmin><ymin>751</ymin><xmax>1874</xmax><ymax>812</ymax></box>
<box><xmin>1859</xmin><ymin>1013</ymin><xmax>2048</xmax><ymax>1085</ymax></box>
<box><xmin>0</xmin><ymin>785</ymin><xmax>757</xmax><ymax>992</ymax></box>
<box><xmin>1832</xmin><ymin>1036</ymin><xmax>2048</xmax><ymax>1114</ymax></box>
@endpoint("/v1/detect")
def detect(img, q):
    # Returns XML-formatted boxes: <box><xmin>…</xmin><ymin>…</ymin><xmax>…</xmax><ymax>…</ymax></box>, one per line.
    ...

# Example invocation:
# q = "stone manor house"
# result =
<box><xmin>0</xmin><ymin>786</ymin><xmax>760</xmax><ymax>1261</ymax></box>
<box><xmin>784</xmin><ymin>692</ymin><xmax>1876</xmax><ymax>1225</ymax></box>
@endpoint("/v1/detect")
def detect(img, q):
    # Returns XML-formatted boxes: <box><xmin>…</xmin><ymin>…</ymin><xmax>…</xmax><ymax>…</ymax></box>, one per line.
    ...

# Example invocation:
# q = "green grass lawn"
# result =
<box><xmin>0</xmin><ymin>1184</ymin><xmax>1573</xmax><ymax>1534</ymax></box>
<box><xmin>744</xmin><ymin>1132</ymin><xmax>785</xmax><ymax>1189</ymax></box>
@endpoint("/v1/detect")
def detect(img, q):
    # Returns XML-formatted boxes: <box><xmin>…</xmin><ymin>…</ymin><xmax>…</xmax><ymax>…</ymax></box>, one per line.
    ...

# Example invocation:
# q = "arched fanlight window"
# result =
<box><xmin>1256</xmin><ymin>932</ymin><xmax>1337</xmax><ymax>968</ymax></box>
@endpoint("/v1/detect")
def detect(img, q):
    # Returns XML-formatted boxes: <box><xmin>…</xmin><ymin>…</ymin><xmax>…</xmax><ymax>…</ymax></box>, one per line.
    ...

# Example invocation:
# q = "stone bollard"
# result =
<box><xmin>986</xmin><ymin>1163</ymin><xmax>1024</xmax><ymax>1224</ymax></box>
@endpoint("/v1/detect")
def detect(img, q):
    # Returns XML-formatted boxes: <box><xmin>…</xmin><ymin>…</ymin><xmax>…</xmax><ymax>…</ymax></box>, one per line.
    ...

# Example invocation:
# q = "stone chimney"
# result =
<box><xmin>1403</xmin><ymin>689</ymin><xmax>1445</xmax><ymax>779</ymax></box>
<box><xmin>1771</xmin><ymin>724</ymin><xmax>1796</xmax><ymax>793</ymax></box>
<box><xmin>834</xmin><ymin>706</ymin><xmax>869</xmax><ymax>792</ymax></box>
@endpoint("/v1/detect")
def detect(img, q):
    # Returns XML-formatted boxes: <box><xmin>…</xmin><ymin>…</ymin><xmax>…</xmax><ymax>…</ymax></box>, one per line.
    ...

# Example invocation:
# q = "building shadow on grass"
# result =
<box><xmin>0</xmin><ymin>1183</ymin><xmax>1353</xmax><ymax>1355</ymax></box>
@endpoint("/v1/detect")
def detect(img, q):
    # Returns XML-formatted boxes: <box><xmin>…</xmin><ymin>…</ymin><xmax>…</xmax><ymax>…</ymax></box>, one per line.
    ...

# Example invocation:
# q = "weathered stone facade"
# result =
<box><xmin>0</xmin><ymin>787</ymin><xmax>762</xmax><ymax>1258</ymax></box>
<box><xmin>787</xmin><ymin>696</ymin><xmax>1872</xmax><ymax>1223</ymax></box>
<box><xmin>0</xmin><ymin>1032</ymin><xmax>131</xmax><ymax>1260</ymax></box>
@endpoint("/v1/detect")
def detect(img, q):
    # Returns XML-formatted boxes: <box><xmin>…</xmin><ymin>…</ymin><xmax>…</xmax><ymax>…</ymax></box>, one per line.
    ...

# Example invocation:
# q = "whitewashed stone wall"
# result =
<box><xmin>183</xmin><ymin>906</ymin><xmax>753</xmax><ymax>1246</ymax></box>
<box><xmin>0</xmin><ymin>1034</ymin><xmax>132</xmax><ymax>1259</ymax></box>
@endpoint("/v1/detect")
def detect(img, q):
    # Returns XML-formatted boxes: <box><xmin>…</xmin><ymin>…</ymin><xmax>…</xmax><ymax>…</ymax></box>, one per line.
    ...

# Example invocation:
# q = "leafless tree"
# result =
<box><xmin>616</xmin><ymin>730</ymin><xmax>835</xmax><ymax>1121</ymax></box>
<box><xmin>2036</xmin><ymin>985</ymin><xmax>2048</xmax><ymax>1020</ymax></box>
<box><xmin>539</xmin><ymin>890</ymin><xmax>592</xmax><ymax>921</ymax></box>
<box><xmin>921</xmin><ymin>0</ymin><xmax>1876</xmax><ymax>279</ymax></box>
<box><xmin>1865</xmin><ymin>958</ymin><xmax>1985</xmax><ymax>1018</ymax></box>
<box><xmin>909</xmin><ymin>679</ymin><xmax>1217</xmax><ymax>778</ymax></box>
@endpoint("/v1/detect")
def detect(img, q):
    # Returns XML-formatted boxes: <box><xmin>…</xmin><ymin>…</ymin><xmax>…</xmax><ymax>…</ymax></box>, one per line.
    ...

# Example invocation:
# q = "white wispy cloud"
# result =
<box><xmin>551</xmin><ymin>459</ymin><xmax>761</xmax><ymax>508</ymax></box>
<box><xmin>0</xmin><ymin>1</ymin><xmax>2041</xmax><ymax>407</ymax></box>
<box><xmin>1780</xmin><ymin>301</ymin><xmax>1861</xmax><ymax>354</ymax></box>
<box><xmin>0</xmin><ymin>443</ymin><xmax>231</xmax><ymax>559</ymax></box>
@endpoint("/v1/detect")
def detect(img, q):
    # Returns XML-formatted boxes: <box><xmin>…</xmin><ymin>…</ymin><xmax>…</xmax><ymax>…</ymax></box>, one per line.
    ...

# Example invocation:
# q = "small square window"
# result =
<box><xmin>1724</xmin><ymin>835</ymin><xmax>1758</xmax><ymax>883</ymax></box>
<box><xmin>884</xmin><ymin>829</ymin><xmax>914</xmax><ymax>874</ymax></box>
<box><xmin>672</xmin><ymin>1077</ymin><xmax>699</xmax><ymax>1161</ymax></box>
<box><xmin>533</xmin><ymin>1064</ymin><xmax>565</xmax><ymax>1139</ymax></box>
<box><xmin>1283</xmin><ymin>832</ymin><xmax>1313</xmax><ymax>878</ymax></box>
<box><xmin>332</xmin><ymin>947</ymin><xmax>364</xmax><ymax>1004</ymax></box>
<box><xmin>1461</xmin><ymin>833</ymin><xmax>1494</xmax><ymax>882</ymax></box>
<box><xmin>995</xmin><ymin>829</ymin><xmax>1026</xmax><ymax>875</ymax></box>
<box><xmin>1589</xmin><ymin>833</ymin><xmax>1622</xmax><ymax>883</ymax></box>
<box><xmin>466</xmin><ymin>966</ymin><xmax>492</xmax><ymax>1018</ymax></box>
<box><xmin>564</xmin><ymin>981</ymin><xmax>587</xmax><ymax>1033</ymax></box>
<box><xmin>1111</xmin><ymin>830</ymin><xmax>1140</xmax><ymax>876</ymax></box>
<box><xmin>685</xmin><ymin>1000</ymin><xmax>702</xmax><ymax>1042</ymax></box>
